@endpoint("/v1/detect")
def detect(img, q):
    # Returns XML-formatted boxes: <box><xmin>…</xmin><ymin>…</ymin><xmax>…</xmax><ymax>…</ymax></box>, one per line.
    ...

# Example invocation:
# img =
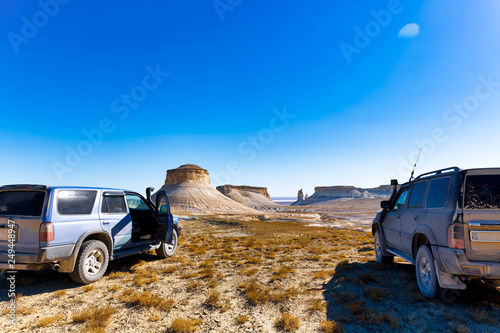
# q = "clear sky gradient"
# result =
<box><xmin>2</xmin><ymin>1</ymin><xmax>500</xmax><ymax>197</ymax></box>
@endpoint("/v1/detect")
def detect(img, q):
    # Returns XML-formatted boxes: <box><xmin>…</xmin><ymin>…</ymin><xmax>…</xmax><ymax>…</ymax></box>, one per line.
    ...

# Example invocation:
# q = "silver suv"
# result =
<box><xmin>373</xmin><ymin>167</ymin><xmax>500</xmax><ymax>299</ymax></box>
<box><xmin>0</xmin><ymin>185</ymin><xmax>180</xmax><ymax>284</ymax></box>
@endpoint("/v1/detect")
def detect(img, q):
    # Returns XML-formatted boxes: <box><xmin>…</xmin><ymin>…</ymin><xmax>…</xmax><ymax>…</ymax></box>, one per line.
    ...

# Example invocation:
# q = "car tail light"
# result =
<box><xmin>40</xmin><ymin>222</ymin><xmax>54</xmax><ymax>242</ymax></box>
<box><xmin>448</xmin><ymin>223</ymin><xmax>465</xmax><ymax>249</ymax></box>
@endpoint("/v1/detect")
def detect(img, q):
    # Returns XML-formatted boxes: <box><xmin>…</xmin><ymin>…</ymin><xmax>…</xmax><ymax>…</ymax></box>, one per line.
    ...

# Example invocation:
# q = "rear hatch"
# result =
<box><xmin>0</xmin><ymin>186</ymin><xmax>48</xmax><ymax>258</ymax></box>
<box><xmin>463</xmin><ymin>170</ymin><xmax>500</xmax><ymax>262</ymax></box>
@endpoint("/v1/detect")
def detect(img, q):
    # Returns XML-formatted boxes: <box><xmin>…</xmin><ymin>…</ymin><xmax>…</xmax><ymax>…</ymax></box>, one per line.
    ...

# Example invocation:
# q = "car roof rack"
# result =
<box><xmin>415</xmin><ymin>167</ymin><xmax>461</xmax><ymax>180</ymax></box>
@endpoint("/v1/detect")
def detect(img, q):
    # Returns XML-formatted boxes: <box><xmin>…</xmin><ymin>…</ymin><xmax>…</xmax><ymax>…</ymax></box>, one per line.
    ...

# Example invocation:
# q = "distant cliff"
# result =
<box><xmin>292</xmin><ymin>185</ymin><xmax>392</xmax><ymax>206</ymax></box>
<box><xmin>216</xmin><ymin>185</ymin><xmax>279</xmax><ymax>211</ymax></box>
<box><xmin>216</xmin><ymin>185</ymin><xmax>271</xmax><ymax>199</ymax></box>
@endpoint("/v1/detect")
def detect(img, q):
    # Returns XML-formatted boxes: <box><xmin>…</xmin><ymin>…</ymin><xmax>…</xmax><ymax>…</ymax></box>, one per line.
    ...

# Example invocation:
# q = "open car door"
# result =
<box><xmin>154</xmin><ymin>191</ymin><xmax>174</xmax><ymax>244</ymax></box>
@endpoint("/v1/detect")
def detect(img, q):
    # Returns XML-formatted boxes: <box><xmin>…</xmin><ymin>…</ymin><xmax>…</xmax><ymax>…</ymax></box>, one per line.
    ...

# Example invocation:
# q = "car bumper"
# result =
<box><xmin>0</xmin><ymin>244</ymin><xmax>75</xmax><ymax>272</ymax></box>
<box><xmin>434</xmin><ymin>246</ymin><xmax>500</xmax><ymax>279</ymax></box>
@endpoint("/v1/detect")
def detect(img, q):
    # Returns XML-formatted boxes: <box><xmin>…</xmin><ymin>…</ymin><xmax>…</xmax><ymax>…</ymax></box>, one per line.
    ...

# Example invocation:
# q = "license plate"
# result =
<box><xmin>470</xmin><ymin>231</ymin><xmax>500</xmax><ymax>242</ymax></box>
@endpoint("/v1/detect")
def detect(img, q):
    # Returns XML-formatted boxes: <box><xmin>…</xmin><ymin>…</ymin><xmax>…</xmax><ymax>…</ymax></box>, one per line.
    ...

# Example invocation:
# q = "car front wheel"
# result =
<box><xmin>156</xmin><ymin>229</ymin><xmax>178</xmax><ymax>258</ymax></box>
<box><xmin>374</xmin><ymin>230</ymin><xmax>394</xmax><ymax>264</ymax></box>
<box><xmin>69</xmin><ymin>240</ymin><xmax>109</xmax><ymax>284</ymax></box>
<box><xmin>415</xmin><ymin>245</ymin><xmax>442</xmax><ymax>299</ymax></box>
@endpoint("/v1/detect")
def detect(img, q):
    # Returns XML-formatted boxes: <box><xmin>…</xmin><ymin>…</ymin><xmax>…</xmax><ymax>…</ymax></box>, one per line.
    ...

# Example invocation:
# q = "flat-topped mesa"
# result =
<box><xmin>292</xmin><ymin>185</ymin><xmax>392</xmax><ymax>206</ymax></box>
<box><xmin>216</xmin><ymin>185</ymin><xmax>271</xmax><ymax>199</ymax></box>
<box><xmin>312</xmin><ymin>185</ymin><xmax>393</xmax><ymax>198</ymax></box>
<box><xmin>165</xmin><ymin>164</ymin><xmax>210</xmax><ymax>185</ymax></box>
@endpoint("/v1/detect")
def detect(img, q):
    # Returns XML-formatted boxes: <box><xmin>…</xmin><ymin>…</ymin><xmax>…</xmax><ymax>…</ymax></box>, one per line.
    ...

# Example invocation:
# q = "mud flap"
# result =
<box><xmin>434</xmin><ymin>260</ymin><xmax>466</xmax><ymax>290</ymax></box>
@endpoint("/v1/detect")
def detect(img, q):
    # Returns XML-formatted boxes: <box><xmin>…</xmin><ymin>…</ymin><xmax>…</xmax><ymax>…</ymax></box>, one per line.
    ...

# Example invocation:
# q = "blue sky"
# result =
<box><xmin>2</xmin><ymin>1</ymin><xmax>500</xmax><ymax>197</ymax></box>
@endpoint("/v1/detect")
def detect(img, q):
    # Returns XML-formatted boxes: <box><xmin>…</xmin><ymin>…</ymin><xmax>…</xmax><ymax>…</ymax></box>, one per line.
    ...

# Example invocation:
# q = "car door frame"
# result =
<box><xmin>400</xmin><ymin>181</ymin><xmax>428</xmax><ymax>255</ymax></box>
<box><xmin>99</xmin><ymin>190</ymin><xmax>133</xmax><ymax>251</ymax></box>
<box><xmin>383</xmin><ymin>185</ymin><xmax>410</xmax><ymax>251</ymax></box>
<box><xmin>153</xmin><ymin>190</ymin><xmax>174</xmax><ymax>244</ymax></box>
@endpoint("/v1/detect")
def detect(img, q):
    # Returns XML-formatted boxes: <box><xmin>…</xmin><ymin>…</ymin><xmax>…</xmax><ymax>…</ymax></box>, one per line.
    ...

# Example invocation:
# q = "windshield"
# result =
<box><xmin>0</xmin><ymin>191</ymin><xmax>46</xmax><ymax>217</ymax></box>
<box><xmin>465</xmin><ymin>175</ymin><xmax>500</xmax><ymax>209</ymax></box>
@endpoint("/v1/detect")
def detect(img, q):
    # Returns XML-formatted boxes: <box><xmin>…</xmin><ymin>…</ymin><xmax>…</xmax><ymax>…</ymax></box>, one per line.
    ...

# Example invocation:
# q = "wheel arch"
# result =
<box><xmin>58</xmin><ymin>230</ymin><xmax>113</xmax><ymax>273</ymax></box>
<box><xmin>411</xmin><ymin>226</ymin><xmax>437</xmax><ymax>260</ymax></box>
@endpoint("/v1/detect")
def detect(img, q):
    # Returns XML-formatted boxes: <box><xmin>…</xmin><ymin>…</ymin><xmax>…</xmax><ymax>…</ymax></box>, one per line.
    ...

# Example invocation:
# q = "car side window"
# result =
<box><xmin>102</xmin><ymin>195</ymin><xmax>127</xmax><ymax>214</ymax></box>
<box><xmin>408</xmin><ymin>182</ymin><xmax>425</xmax><ymax>208</ymax></box>
<box><xmin>393</xmin><ymin>187</ymin><xmax>410</xmax><ymax>210</ymax></box>
<box><xmin>426</xmin><ymin>177</ymin><xmax>451</xmax><ymax>208</ymax></box>
<box><xmin>126</xmin><ymin>194</ymin><xmax>150</xmax><ymax>211</ymax></box>
<box><xmin>58</xmin><ymin>190</ymin><xmax>97</xmax><ymax>215</ymax></box>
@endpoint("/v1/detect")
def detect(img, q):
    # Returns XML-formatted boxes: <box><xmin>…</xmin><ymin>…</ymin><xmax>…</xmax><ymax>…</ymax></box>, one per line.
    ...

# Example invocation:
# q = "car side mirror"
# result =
<box><xmin>159</xmin><ymin>205</ymin><xmax>169</xmax><ymax>213</ymax></box>
<box><xmin>381</xmin><ymin>201</ymin><xmax>391</xmax><ymax>209</ymax></box>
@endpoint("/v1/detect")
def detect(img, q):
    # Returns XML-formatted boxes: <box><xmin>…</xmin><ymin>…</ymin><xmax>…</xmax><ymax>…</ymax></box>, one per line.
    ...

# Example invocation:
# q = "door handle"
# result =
<box><xmin>414</xmin><ymin>215</ymin><xmax>418</xmax><ymax>220</ymax></box>
<box><xmin>102</xmin><ymin>222</ymin><xmax>110</xmax><ymax>225</ymax></box>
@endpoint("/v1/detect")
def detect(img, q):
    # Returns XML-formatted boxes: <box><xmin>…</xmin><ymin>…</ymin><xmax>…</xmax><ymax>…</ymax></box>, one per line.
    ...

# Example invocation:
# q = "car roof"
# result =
<box><xmin>0</xmin><ymin>184</ymin><xmax>136</xmax><ymax>193</ymax></box>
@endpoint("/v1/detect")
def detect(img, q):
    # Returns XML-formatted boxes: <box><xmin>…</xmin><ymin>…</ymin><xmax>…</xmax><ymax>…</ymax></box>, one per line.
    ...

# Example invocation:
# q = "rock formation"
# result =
<box><xmin>297</xmin><ymin>189</ymin><xmax>304</xmax><ymax>201</ymax></box>
<box><xmin>216</xmin><ymin>185</ymin><xmax>280</xmax><ymax>211</ymax></box>
<box><xmin>292</xmin><ymin>185</ymin><xmax>392</xmax><ymax>206</ymax></box>
<box><xmin>156</xmin><ymin>164</ymin><xmax>259</xmax><ymax>214</ymax></box>
<box><xmin>165</xmin><ymin>164</ymin><xmax>210</xmax><ymax>185</ymax></box>
<box><xmin>217</xmin><ymin>185</ymin><xmax>271</xmax><ymax>199</ymax></box>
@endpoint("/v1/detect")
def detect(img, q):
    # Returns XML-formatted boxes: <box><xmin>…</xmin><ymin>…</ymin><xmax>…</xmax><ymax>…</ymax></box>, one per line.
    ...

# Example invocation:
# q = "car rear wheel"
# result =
<box><xmin>415</xmin><ymin>245</ymin><xmax>442</xmax><ymax>299</ymax></box>
<box><xmin>374</xmin><ymin>230</ymin><xmax>394</xmax><ymax>264</ymax></box>
<box><xmin>156</xmin><ymin>229</ymin><xmax>178</xmax><ymax>258</ymax></box>
<box><xmin>69</xmin><ymin>240</ymin><xmax>109</xmax><ymax>284</ymax></box>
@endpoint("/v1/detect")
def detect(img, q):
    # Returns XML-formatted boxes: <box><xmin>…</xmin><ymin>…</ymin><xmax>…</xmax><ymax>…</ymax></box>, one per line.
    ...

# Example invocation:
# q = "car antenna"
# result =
<box><xmin>409</xmin><ymin>148</ymin><xmax>422</xmax><ymax>182</ymax></box>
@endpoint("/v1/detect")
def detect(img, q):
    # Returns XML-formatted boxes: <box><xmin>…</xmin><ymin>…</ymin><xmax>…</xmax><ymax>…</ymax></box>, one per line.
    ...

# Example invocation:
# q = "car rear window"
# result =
<box><xmin>465</xmin><ymin>175</ymin><xmax>500</xmax><ymax>209</ymax></box>
<box><xmin>426</xmin><ymin>177</ymin><xmax>450</xmax><ymax>208</ymax></box>
<box><xmin>58</xmin><ymin>190</ymin><xmax>97</xmax><ymax>215</ymax></box>
<box><xmin>0</xmin><ymin>191</ymin><xmax>46</xmax><ymax>217</ymax></box>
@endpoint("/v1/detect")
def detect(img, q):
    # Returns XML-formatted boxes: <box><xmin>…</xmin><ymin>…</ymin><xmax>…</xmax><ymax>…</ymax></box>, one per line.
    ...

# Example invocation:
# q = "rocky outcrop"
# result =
<box><xmin>165</xmin><ymin>164</ymin><xmax>210</xmax><ymax>185</ymax></box>
<box><xmin>292</xmin><ymin>185</ymin><xmax>392</xmax><ymax>206</ymax></box>
<box><xmin>297</xmin><ymin>189</ymin><xmax>304</xmax><ymax>201</ymax></box>
<box><xmin>216</xmin><ymin>185</ymin><xmax>280</xmax><ymax>211</ymax></box>
<box><xmin>217</xmin><ymin>185</ymin><xmax>271</xmax><ymax>199</ymax></box>
<box><xmin>157</xmin><ymin>165</ymin><xmax>259</xmax><ymax>214</ymax></box>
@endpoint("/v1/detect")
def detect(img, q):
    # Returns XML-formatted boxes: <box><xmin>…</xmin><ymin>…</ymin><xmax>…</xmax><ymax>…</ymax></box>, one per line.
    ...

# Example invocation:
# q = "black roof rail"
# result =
<box><xmin>415</xmin><ymin>167</ymin><xmax>461</xmax><ymax>180</ymax></box>
<box><xmin>0</xmin><ymin>184</ymin><xmax>47</xmax><ymax>190</ymax></box>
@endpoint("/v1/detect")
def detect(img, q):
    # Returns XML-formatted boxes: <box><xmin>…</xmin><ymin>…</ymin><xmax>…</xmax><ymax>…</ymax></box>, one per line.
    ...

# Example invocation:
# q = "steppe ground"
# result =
<box><xmin>1</xmin><ymin>215</ymin><xmax>500</xmax><ymax>333</ymax></box>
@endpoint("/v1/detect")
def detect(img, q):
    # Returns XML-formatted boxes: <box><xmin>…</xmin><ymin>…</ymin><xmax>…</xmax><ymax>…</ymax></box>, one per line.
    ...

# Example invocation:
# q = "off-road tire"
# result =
<box><xmin>374</xmin><ymin>230</ymin><xmax>394</xmax><ymax>264</ymax></box>
<box><xmin>69</xmin><ymin>240</ymin><xmax>109</xmax><ymax>284</ymax></box>
<box><xmin>415</xmin><ymin>245</ymin><xmax>442</xmax><ymax>299</ymax></box>
<box><xmin>156</xmin><ymin>229</ymin><xmax>178</xmax><ymax>258</ymax></box>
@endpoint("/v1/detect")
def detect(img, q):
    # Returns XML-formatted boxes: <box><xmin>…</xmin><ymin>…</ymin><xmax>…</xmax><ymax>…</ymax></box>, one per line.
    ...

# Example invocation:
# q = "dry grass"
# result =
<box><xmin>82</xmin><ymin>284</ymin><xmax>95</xmax><ymax>292</ymax></box>
<box><xmin>365</xmin><ymin>286</ymin><xmax>385</xmax><ymax>301</ymax></box>
<box><xmin>275</xmin><ymin>313</ymin><xmax>301</xmax><ymax>331</ymax></box>
<box><xmin>235</xmin><ymin>315</ymin><xmax>249</xmax><ymax>324</ymax></box>
<box><xmin>186</xmin><ymin>280</ymin><xmax>201</xmax><ymax>291</ymax></box>
<box><xmin>240</xmin><ymin>279</ymin><xmax>270</xmax><ymax>305</ymax></box>
<box><xmin>38</xmin><ymin>313</ymin><xmax>65</xmax><ymax>327</ymax></box>
<box><xmin>119</xmin><ymin>289</ymin><xmax>174</xmax><ymax>311</ymax></box>
<box><xmin>133</xmin><ymin>268</ymin><xmax>160</xmax><ymax>286</ymax></box>
<box><xmin>309</xmin><ymin>298</ymin><xmax>326</xmax><ymax>312</ymax></box>
<box><xmin>313</xmin><ymin>270</ymin><xmax>336</xmax><ymax>280</ymax></box>
<box><xmin>170</xmin><ymin>318</ymin><xmax>203</xmax><ymax>333</ymax></box>
<box><xmin>320</xmin><ymin>319</ymin><xmax>344</xmax><ymax>333</ymax></box>
<box><xmin>72</xmin><ymin>305</ymin><xmax>116</xmax><ymax>332</ymax></box>
<box><xmin>241</xmin><ymin>268</ymin><xmax>259</xmax><ymax>276</ymax></box>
